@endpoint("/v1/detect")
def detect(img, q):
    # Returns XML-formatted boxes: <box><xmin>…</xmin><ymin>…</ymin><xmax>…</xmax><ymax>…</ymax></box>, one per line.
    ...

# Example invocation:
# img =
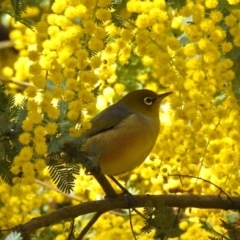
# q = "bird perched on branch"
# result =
<box><xmin>82</xmin><ymin>89</ymin><xmax>172</xmax><ymax>176</ymax></box>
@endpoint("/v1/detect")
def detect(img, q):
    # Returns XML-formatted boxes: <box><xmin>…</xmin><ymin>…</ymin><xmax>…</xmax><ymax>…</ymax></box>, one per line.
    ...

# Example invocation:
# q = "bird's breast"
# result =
<box><xmin>82</xmin><ymin>113</ymin><xmax>160</xmax><ymax>175</ymax></box>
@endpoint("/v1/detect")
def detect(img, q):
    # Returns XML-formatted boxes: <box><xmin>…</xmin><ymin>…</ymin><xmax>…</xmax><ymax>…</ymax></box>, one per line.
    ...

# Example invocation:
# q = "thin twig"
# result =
<box><xmin>11</xmin><ymin>194</ymin><xmax>240</xmax><ymax>238</ymax></box>
<box><xmin>168</xmin><ymin>174</ymin><xmax>235</xmax><ymax>206</ymax></box>
<box><xmin>0</xmin><ymin>76</ymin><xmax>33</xmax><ymax>87</ymax></box>
<box><xmin>129</xmin><ymin>209</ymin><xmax>137</xmax><ymax>240</ymax></box>
<box><xmin>34</xmin><ymin>179</ymin><xmax>82</xmax><ymax>202</ymax></box>
<box><xmin>0</xmin><ymin>40</ymin><xmax>14</xmax><ymax>49</ymax></box>
<box><xmin>109</xmin><ymin>176</ymin><xmax>147</xmax><ymax>220</ymax></box>
<box><xmin>67</xmin><ymin>218</ymin><xmax>75</xmax><ymax>240</ymax></box>
<box><xmin>91</xmin><ymin>171</ymin><xmax>118</xmax><ymax>198</ymax></box>
<box><xmin>75</xmin><ymin>212</ymin><xmax>104</xmax><ymax>240</ymax></box>
<box><xmin>109</xmin><ymin>175</ymin><xmax>129</xmax><ymax>194</ymax></box>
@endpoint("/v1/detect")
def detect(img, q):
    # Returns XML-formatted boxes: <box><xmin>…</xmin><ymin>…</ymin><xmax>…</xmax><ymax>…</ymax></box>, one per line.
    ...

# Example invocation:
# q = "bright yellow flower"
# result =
<box><xmin>28</xmin><ymin>111</ymin><xmax>42</xmax><ymax>124</ymax></box>
<box><xmin>200</xmin><ymin>18</ymin><xmax>215</xmax><ymax>33</ymax></box>
<box><xmin>46</xmin><ymin>122</ymin><xmax>58</xmax><ymax>135</ymax></box>
<box><xmin>88</xmin><ymin>38</ymin><xmax>104</xmax><ymax>51</ymax></box>
<box><xmin>203</xmin><ymin>50</ymin><xmax>221</xmax><ymax>63</ymax></box>
<box><xmin>25</xmin><ymin>86</ymin><xmax>37</xmax><ymax>98</ymax></box>
<box><xmin>66</xmin><ymin>78</ymin><xmax>79</xmax><ymax>90</ymax></box>
<box><xmin>228</xmin><ymin>0</ymin><xmax>240</xmax><ymax>5</ymax></box>
<box><xmin>89</xmin><ymin>56</ymin><xmax>102</xmax><ymax>68</ymax></box>
<box><xmin>64</xmin><ymin>5</ymin><xmax>87</xmax><ymax>19</ymax></box>
<box><xmin>19</xmin><ymin>146</ymin><xmax>33</xmax><ymax>161</ymax></box>
<box><xmin>51</xmin><ymin>1</ymin><xmax>67</xmax><ymax>14</ymax></box>
<box><xmin>11</xmin><ymin>165</ymin><xmax>21</xmax><ymax>175</ymax></box>
<box><xmin>136</xmin><ymin>14</ymin><xmax>151</xmax><ymax>29</ymax></box>
<box><xmin>52</xmin><ymin>87</ymin><xmax>64</xmax><ymax>98</ymax></box>
<box><xmin>35</xmin><ymin>142</ymin><xmax>48</xmax><ymax>155</ymax></box>
<box><xmin>221</xmin><ymin>42</ymin><xmax>233</xmax><ymax>53</ymax></box>
<box><xmin>22</xmin><ymin>162</ymin><xmax>35</xmax><ymax>175</ymax></box>
<box><xmin>97</xmin><ymin>0</ymin><xmax>112</xmax><ymax>7</ymax></box>
<box><xmin>22</xmin><ymin>119</ymin><xmax>34</xmax><ymax>131</ymax></box>
<box><xmin>27</xmin><ymin>100</ymin><xmax>38</xmax><ymax>111</ymax></box>
<box><xmin>19</xmin><ymin>132</ymin><xmax>32</xmax><ymax>145</ymax></box>
<box><xmin>83</xmin><ymin>20</ymin><xmax>95</xmax><ymax>34</ymax></box>
<box><xmin>63</xmin><ymin>67</ymin><xmax>76</xmax><ymax>78</ymax></box>
<box><xmin>68</xmin><ymin>100</ymin><xmax>83</xmax><ymax>110</ymax></box>
<box><xmin>232</xmin><ymin>9</ymin><xmax>240</xmax><ymax>19</ymax></box>
<box><xmin>184</xmin><ymin>24</ymin><xmax>201</xmax><ymax>41</ymax></box>
<box><xmin>51</xmin><ymin>73</ymin><xmax>64</xmax><ymax>84</ymax></box>
<box><xmin>79</xmin><ymin>90</ymin><xmax>95</xmax><ymax>103</ymax></box>
<box><xmin>34</xmin><ymin>158</ymin><xmax>46</xmax><ymax>171</ymax></box>
<box><xmin>211</xmin><ymin>28</ymin><xmax>226</xmax><ymax>43</ymax></box>
<box><xmin>64</xmin><ymin>90</ymin><xmax>75</xmax><ymax>102</ymax></box>
<box><xmin>28</xmin><ymin>50</ymin><xmax>40</xmax><ymax>61</ymax></box>
<box><xmin>225</xmin><ymin>14</ymin><xmax>237</xmax><ymax>27</ymax></box>
<box><xmin>183</xmin><ymin>44</ymin><xmax>196</xmax><ymax>56</ymax></box>
<box><xmin>69</xmin><ymin>127</ymin><xmax>83</xmax><ymax>138</ymax></box>
<box><xmin>233</xmin><ymin>35</ymin><xmax>240</xmax><ymax>47</ymax></box>
<box><xmin>79</xmin><ymin>71</ymin><xmax>98</xmax><ymax>85</ymax></box>
<box><xmin>209</xmin><ymin>10</ymin><xmax>223</xmax><ymax>23</ymax></box>
<box><xmin>34</xmin><ymin>126</ymin><xmax>46</xmax><ymax>137</ymax></box>
<box><xmin>205</xmin><ymin>0</ymin><xmax>218</xmax><ymax>8</ymax></box>
<box><xmin>67</xmin><ymin>110</ymin><xmax>80</xmax><ymax>121</ymax></box>
<box><xmin>96</xmin><ymin>8</ymin><xmax>111</xmax><ymax>21</ymax></box>
<box><xmin>94</xmin><ymin>27</ymin><xmax>106</xmax><ymax>39</ymax></box>
<box><xmin>47</xmin><ymin>106</ymin><xmax>60</xmax><ymax>119</ymax></box>
<box><xmin>31</xmin><ymin>75</ymin><xmax>46</xmax><ymax>89</ymax></box>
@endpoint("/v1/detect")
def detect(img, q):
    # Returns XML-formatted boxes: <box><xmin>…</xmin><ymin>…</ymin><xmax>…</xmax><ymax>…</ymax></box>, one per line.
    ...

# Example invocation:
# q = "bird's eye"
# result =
<box><xmin>144</xmin><ymin>97</ymin><xmax>154</xmax><ymax>105</ymax></box>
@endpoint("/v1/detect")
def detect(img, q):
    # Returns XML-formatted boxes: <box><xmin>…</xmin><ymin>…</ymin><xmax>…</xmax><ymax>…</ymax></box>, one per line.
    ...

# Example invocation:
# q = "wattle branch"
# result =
<box><xmin>12</xmin><ymin>194</ymin><xmax>240</xmax><ymax>239</ymax></box>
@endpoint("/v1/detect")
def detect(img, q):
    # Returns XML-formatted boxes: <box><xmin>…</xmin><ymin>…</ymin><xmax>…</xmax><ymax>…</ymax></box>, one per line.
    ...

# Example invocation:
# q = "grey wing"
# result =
<box><xmin>84</xmin><ymin>102</ymin><xmax>133</xmax><ymax>138</ymax></box>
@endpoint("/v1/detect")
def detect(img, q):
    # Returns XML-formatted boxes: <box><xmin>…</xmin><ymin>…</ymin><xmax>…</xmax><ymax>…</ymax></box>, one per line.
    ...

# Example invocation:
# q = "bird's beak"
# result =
<box><xmin>156</xmin><ymin>92</ymin><xmax>172</xmax><ymax>102</ymax></box>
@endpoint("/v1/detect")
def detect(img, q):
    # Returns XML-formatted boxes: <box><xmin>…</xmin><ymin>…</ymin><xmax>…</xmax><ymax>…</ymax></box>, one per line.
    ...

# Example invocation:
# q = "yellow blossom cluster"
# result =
<box><xmin>2</xmin><ymin>0</ymin><xmax>240</xmax><ymax>238</ymax></box>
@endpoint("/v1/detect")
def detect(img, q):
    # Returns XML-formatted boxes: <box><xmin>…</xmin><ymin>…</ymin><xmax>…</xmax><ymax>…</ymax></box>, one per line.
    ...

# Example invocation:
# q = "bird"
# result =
<box><xmin>82</xmin><ymin>89</ymin><xmax>172</xmax><ymax>176</ymax></box>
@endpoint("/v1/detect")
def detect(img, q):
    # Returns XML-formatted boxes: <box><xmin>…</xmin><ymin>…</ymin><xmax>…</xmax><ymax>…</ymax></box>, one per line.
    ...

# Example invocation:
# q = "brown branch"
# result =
<box><xmin>75</xmin><ymin>212</ymin><xmax>104</xmax><ymax>240</ymax></box>
<box><xmin>0</xmin><ymin>76</ymin><xmax>33</xmax><ymax>87</ymax></box>
<box><xmin>34</xmin><ymin>179</ymin><xmax>82</xmax><ymax>202</ymax></box>
<box><xmin>0</xmin><ymin>40</ymin><xmax>14</xmax><ymax>49</ymax></box>
<box><xmin>73</xmin><ymin>170</ymin><xmax>117</xmax><ymax>238</ymax></box>
<box><xmin>169</xmin><ymin>174</ymin><xmax>235</xmax><ymax>206</ymax></box>
<box><xmin>90</xmin><ymin>170</ymin><xmax>118</xmax><ymax>198</ymax></box>
<box><xmin>11</xmin><ymin>194</ymin><xmax>240</xmax><ymax>239</ymax></box>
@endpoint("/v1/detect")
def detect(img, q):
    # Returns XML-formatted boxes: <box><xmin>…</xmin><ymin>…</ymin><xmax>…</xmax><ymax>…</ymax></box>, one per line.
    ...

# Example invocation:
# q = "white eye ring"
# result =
<box><xmin>144</xmin><ymin>97</ymin><xmax>153</xmax><ymax>105</ymax></box>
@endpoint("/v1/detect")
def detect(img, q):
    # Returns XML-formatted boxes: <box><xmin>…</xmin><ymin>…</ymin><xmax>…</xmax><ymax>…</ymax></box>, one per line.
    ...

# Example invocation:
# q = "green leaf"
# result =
<box><xmin>142</xmin><ymin>200</ymin><xmax>183</xmax><ymax>239</ymax></box>
<box><xmin>0</xmin><ymin>158</ymin><xmax>14</xmax><ymax>186</ymax></box>
<box><xmin>166</xmin><ymin>0</ymin><xmax>187</xmax><ymax>9</ymax></box>
<box><xmin>48</xmin><ymin>163</ymin><xmax>80</xmax><ymax>193</ymax></box>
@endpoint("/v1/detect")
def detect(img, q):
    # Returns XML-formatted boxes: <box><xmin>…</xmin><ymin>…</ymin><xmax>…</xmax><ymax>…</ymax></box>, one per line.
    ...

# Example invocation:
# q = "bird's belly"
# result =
<box><xmin>83</xmin><ymin>114</ymin><xmax>159</xmax><ymax>175</ymax></box>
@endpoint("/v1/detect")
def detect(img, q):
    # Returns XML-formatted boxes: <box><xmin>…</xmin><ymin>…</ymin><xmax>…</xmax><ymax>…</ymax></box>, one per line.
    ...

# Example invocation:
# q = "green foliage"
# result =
<box><xmin>142</xmin><ymin>200</ymin><xmax>183</xmax><ymax>239</ymax></box>
<box><xmin>116</xmin><ymin>53</ymin><xmax>147</xmax><ymax>91</ymax></box>
<box><xmin>200</xmin><ymin>218</ymin><xmax>240</xmax><ymax>240</ymax></box>
<box><xmin>0</xmin><ymin>83</ymin><xmax>27</xmax><ymax>185</ymax></box>
<box><xmin>0</xmin><ymin>0</ymin><xmax>49</xmax><ymax>29</ymax></box>
<box><xmin>92</xmin><ymin>83</ymin><xmax>102</xmax><ymax>97</ymax></box>
<box><xmin>10</xmin><ymin>0</ymin><xmax>28</xmax><ymax>17</ymax></box>
<box><xmin>0</xmin><ymin>83</ymin><xmax>96</xmax><ymax>193</ymax></box>
<box><xmin>111</xmin><ymin>13</ymin><xmax>126</xmax><ymax>29</ymax></box>
<box><xmin>220</xmin><ymin>219</ymin><xmax>240</xmax><ymax>240</ymax></box>
<box><xmin>110</xmin><ymin>0</ymin><xmax>130</xmax><ymax>29</ymax></box>
<box><xmin>0</xmin><ymin>4</ymin><xmax>34</xmax><ymax>29</ymax></box>
<box><xmin>116</xmin><ymin>53</ymin><xmax>168</xmax><ymax>92</ymax></box>
<box><xmin>167</xmin><ymin>0</ymin><xmax>187</xmax><ymax>10</ymax></box>
<box><xmin>48</xmin><ymin>163</ymin><xmax>80</xmax><ymax>194</ymax></box>
<box><xmin>200</xmin><ymin>219</ymin><xmax>227</xmax><ymax>239</ymax></box>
